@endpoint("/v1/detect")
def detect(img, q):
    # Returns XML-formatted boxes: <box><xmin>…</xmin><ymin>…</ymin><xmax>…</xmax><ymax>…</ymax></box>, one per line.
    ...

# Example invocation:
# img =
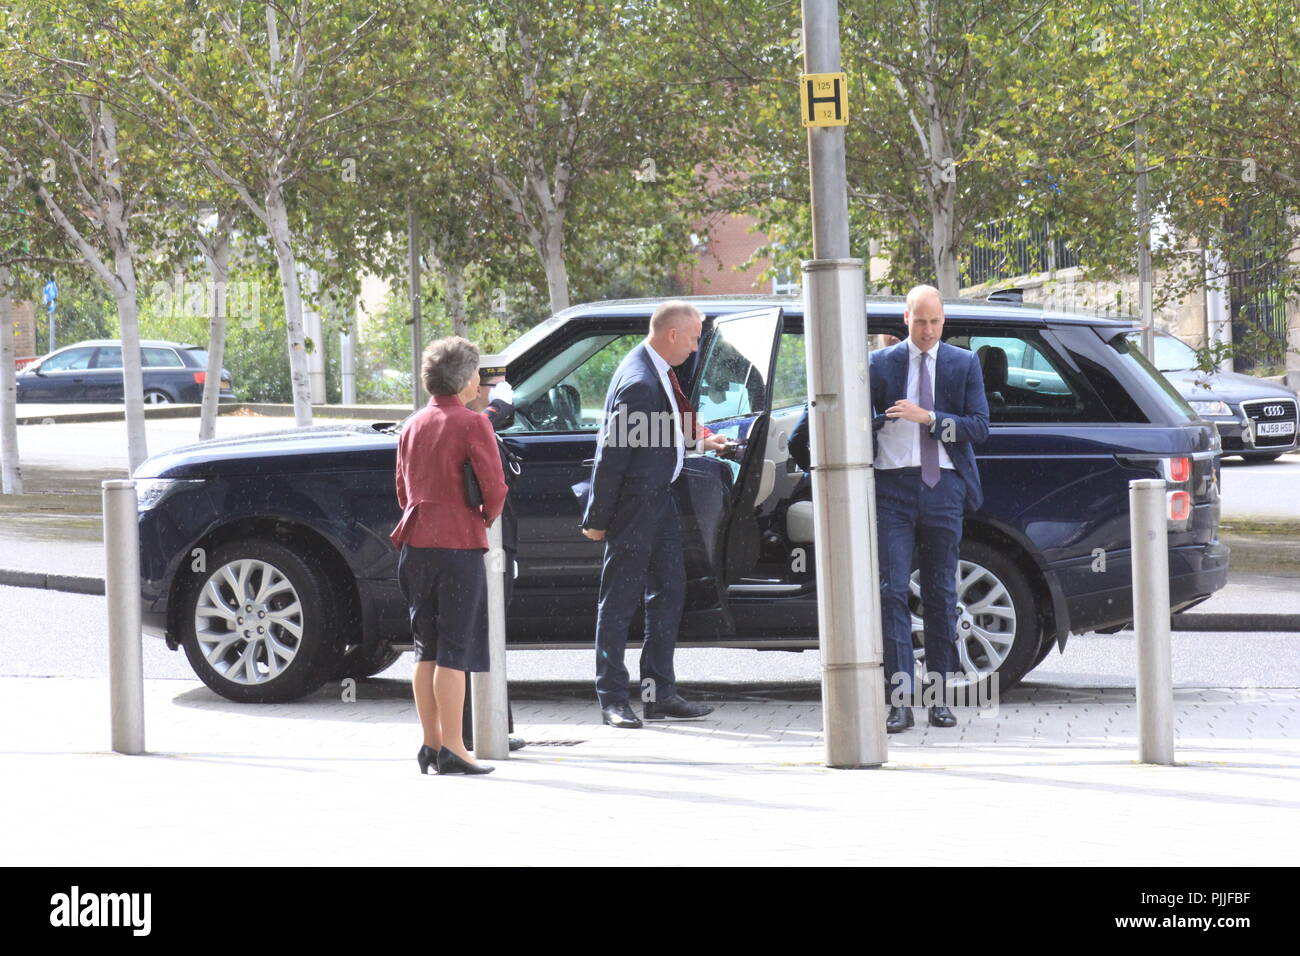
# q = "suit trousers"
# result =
<box><xmin>594</xmin><ymin>489</ymin><xmax>684</xmax><ymax>708</ymax></box>
<box><xmin>875</xmin><ymin>467</ymin><xmax>966</xmax><ymax>702</ymax></box>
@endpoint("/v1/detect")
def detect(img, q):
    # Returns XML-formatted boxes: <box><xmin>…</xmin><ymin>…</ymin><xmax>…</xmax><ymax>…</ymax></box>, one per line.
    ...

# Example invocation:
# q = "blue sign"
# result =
<box><xmin>42</xmin><ymin>279</ymin><xmax>58</xmax><ymax>314</ymax></box>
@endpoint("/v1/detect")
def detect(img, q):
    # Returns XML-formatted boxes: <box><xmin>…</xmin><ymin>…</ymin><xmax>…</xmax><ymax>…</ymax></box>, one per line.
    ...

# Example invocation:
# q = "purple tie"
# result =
<box><xmin>918</xmin><ymin>351</ymin><xmax>940</xmax><ymax>488</ymax></box>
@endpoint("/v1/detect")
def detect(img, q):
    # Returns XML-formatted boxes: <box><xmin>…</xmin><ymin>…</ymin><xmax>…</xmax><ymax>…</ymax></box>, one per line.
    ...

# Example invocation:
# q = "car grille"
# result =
<box><xmin>1241</xmin><ymin>397</ymin><xmax>1298</xmax><ymax>447</ymax></box>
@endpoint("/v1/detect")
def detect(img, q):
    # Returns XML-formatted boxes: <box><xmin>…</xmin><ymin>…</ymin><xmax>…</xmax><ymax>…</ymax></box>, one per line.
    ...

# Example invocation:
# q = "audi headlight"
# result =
<box><xmin>1189</xmin><ymin>400</ymin><xmax>1232</xmax><ymax>417</ymax></box>
<box><xmin>135</xmin><ymin>478</ymin><xmax>203</xmax><ymax>511</ymax></box>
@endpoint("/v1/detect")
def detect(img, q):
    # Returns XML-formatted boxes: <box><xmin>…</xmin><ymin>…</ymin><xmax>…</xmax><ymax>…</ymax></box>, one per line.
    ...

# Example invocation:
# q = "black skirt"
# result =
<box><xmin>397</xmin><ymin>544</ymin><xmax>490</xmax><ymax>671</ymax></box>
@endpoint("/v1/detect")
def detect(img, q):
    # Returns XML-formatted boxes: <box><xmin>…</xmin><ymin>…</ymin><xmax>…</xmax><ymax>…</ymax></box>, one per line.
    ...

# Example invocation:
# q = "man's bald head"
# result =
<box><xmin>904</xmin><ymin>284</ymin><xmax>945</xmax><ymax>350</ymax></box>
<box><xmin>648</xmin><ymin>300</ymin><xmax>704</xmax><ymax>367</ymax></box>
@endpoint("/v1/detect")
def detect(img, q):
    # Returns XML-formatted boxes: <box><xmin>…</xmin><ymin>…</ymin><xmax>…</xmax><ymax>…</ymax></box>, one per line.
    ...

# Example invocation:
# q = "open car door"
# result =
<box><xmin>674</xmin><ymin>307</ymin><xmax>783</xmax><ymax>637</ymax></box>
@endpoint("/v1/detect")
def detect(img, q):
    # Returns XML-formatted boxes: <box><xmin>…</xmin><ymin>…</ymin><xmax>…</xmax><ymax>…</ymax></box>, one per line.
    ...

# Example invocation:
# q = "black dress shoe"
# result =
<box><xmin>508</xmin><ymin>736</ymin><xmax>527</xmax><ymax>751</ymax></box>
<box><xmin>928</xmin><ymin>705</ymin><xmax>957</xmax><ymax>728</ymax></box>
<box><xmin>643</xmin><ymin>694</ymin><xmax>714</xmax><ymax>721</ymax></box>
<box><xmin>435</xmin><ymin>747</ymin><xmax>495</xmax><ymax>774</ymax></box>
<box><xmin>601</xmin><ymin>701</ymin><xmax>643</xmax><ymax>729</ymax></box>
<box><xmin>886</xmin><ymin>705</ymin><xmax>915</xmax><ymax>734</ymax></box>
<box><xmin>417</xmin><ymin>744</ymin><xmax>439</xmax><ymax>775</ymax></box>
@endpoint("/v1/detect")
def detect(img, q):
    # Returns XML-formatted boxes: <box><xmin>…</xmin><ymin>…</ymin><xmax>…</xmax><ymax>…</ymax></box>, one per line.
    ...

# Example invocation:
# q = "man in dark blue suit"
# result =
<box><xmin>870</xmin><ymin>285</ymin><xmax>989</xmax><ymax>733</ymax></box>
<box><xmin>581</xmin><ymin>301</ymin><xmax>730</xmax><ymax>728</ymax></box>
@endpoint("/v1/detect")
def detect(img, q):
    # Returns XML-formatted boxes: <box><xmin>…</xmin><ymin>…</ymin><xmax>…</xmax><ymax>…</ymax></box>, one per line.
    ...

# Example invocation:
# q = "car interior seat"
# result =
<box><xmin>977</xmin><ymin>345</ymin><xmax>1009</xmax><ymax>409</ymax></box>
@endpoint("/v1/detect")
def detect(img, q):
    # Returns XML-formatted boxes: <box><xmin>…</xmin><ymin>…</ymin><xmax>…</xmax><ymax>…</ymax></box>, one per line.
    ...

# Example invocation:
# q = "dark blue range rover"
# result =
<box><xmin>134</xmin><ymin>296</ymin><xmax>1229</xmax><ymax>702</ymax></box>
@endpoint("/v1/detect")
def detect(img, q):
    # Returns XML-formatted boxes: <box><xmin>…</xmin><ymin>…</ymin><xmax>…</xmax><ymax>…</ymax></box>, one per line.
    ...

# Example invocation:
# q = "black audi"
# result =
<box><xmin>17</xmin><ymin>339</ymin><xmax>235</xmax><ymax>405</ymax></box>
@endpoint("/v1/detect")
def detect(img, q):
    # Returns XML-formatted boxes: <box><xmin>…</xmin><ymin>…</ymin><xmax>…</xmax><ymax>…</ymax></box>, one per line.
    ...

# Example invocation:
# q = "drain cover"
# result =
<box><xmin>524</xmin><ymin>739</ymin><xmax>586</xmax><ymax>747</ymax></box>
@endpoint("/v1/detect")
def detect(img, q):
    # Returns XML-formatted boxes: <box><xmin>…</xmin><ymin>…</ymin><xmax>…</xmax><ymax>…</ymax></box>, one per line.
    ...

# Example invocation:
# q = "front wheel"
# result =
<box><xmin>909</xmin><ymin>539</ymin><xmax>1041</xmax><ymax>698</ymax></box>
<box><xmin>179</xmin><ymin>539</ymin><xmax>342</xmax><ymax>702</ymax></box>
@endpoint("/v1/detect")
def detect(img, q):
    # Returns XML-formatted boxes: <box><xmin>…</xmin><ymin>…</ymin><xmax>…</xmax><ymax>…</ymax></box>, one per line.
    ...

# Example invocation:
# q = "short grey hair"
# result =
<box><xmin>421</xmin><ymin>336</ymin><xmax>480</xmax><ymax>396</ymax></box>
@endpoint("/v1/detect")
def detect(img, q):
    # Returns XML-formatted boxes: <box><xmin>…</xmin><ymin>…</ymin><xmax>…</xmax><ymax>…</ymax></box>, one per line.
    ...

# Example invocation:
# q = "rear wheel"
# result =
<box><xmin>909</xmin><ymin>539</ymin><xmax>1040</xmax><ymax>698</ymax></box>
<box><xmin>179</xmin><ymin>539</ymin><xmax>342</xmax><ymax>702</ymax></box>
<box><xmin>143</xmin><ymin>388</ymin><xmax>173</xmax><ymax>405</ymax></box>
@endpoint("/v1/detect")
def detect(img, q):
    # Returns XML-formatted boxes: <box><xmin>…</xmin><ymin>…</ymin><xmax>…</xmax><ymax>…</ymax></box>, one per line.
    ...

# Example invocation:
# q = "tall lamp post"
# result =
<box><xmin>800</xmin><ymin>0</ymin><xmax>887</xmax><ymax>768</ymax></box>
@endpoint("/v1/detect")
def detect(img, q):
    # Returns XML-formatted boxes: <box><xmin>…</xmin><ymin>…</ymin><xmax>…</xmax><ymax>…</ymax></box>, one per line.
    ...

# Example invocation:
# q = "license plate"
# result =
<box><xmin>1257</xmin><ymin>421</ymin><xmax>1295</xmax><ymax>436</ymax></box>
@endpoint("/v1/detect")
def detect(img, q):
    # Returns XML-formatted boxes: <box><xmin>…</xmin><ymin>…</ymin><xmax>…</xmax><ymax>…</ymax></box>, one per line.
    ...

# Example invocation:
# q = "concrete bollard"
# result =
<box><xmin>103</xmin><ymin>479</ymin><xmax>145</xmax><ymax>755</ymax></box>
<box><xmin>1130</xmin><ymin>478</ymin><xmax>1174</xmax><ymax>765</ymax></box>
<box><xmin>471</xmin><ymin>517</ymin><xmax>510</xmax><ymax>760</ymax></box>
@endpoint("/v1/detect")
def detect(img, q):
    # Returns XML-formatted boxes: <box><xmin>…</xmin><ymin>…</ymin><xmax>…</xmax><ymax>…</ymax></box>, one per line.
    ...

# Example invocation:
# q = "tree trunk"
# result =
<box><xmin>113</xmin><ymin>256</ymin><xmax>149</xmax><ymax>475</ymax></box>
<box><xmin>0</xmin><ymin>268</ymin><xmax>22</xmax><ymax>494</ymax></box>
<box><xmin>443</xmin><ymin>259</ymin><xmax>467</xmax><ymax>338</ymax></box>
<box><xmin>198</xmin><ymin>224</ymin><xmax>232</xmax><ymax>441</ymax></box>
<box><xmin>541</xmin><ymin>215</ymin><xmax>570</xmax><ymax>313</ymax></box>
<box><xmin>265</xmin><ymin>186</ymin><xmax>314</xmax><ymax>426</ymax></box>
<box><xmin>930</xmin><ymin>187</ymin><xmax>961</xmax><ymax>298</ymax></box>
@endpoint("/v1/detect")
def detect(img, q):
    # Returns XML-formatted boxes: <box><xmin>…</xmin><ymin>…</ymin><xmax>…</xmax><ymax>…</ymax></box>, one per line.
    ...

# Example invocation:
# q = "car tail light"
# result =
<box><xmin>1167</xmin><ymin>490</ymin><xmax>1191</xmax><ymax>521</ymax></box>
<box><xmin>193</xmin><ymin>372</ymin><xmax>206</xmax><ymax>384</ymax></box>
<box><xmin>1164</xmin><ymin>457</ymin><xmax>1190</xmax><ymax>483</ymax></box>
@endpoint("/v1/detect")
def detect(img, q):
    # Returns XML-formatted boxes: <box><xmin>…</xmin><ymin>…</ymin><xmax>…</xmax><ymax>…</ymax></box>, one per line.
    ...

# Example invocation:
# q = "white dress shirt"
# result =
<box><xmin>874</xmin><ymin>340</ymin><xmax>955</xmax><ymax>471</ymax></box>
<box><xmin>644</xmin><ymin>342</ymin><xmax>685</xmax><ymax>482</ymax></box>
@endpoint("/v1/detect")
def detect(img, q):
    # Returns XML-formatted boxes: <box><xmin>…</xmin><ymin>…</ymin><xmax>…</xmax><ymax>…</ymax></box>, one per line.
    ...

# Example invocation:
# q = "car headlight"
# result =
<box><xmin>1189</xmin><ymin>400</ymin><xmax>1233</xmax><ymax>417</ymax></box>
<box><xmin>135</xmin><ymin>478</ymin><xmax>203</xmax><ymax>511</ymax></box>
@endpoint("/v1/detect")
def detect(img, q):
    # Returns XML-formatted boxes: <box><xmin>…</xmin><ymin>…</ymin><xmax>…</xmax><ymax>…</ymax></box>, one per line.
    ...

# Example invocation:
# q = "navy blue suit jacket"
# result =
<box><xmin>582</xmin><ymin>342</ymin><xmax>679</xmax><ymax>531</ymax></box>
<box><xmin>869</xmin><ymin>340</ymin><xmax>990</xmax><ymax>512</ymax></box>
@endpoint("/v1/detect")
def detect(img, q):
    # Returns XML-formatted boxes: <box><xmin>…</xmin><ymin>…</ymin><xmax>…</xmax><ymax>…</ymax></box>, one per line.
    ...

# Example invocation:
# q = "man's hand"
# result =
<box><xmin>488</xmin><ymin>380</ymin><xmax>514</xmax><ymax>405</ymax></box>
<box><xmin>582</xmin><ymin>527</ymin><xmax>606</xmax><ymax>541</ymax></box>
<box><xmin>885</xmin><ymin>399</ymin><xmax>932</xmax><ymax>425</ymax></box>
<box><xmin>698</xmin><ymin>433</ymin><xmax>732</xmax><ymax>455</ymax></box>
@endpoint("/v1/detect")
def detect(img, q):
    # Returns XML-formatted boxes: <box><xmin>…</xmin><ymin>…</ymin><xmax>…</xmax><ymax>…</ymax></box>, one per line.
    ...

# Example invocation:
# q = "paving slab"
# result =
<box><xmin>3</xmin><ymin>676</ymin><xmax>1297</xmax><ymax>866</ymax></box>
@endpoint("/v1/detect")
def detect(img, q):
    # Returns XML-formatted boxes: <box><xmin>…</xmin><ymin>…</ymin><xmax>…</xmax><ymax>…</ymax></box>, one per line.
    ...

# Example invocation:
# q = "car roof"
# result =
<box><xmin>550</xmin><ymin>294</ymin><xmax>1137</xmax><ymax>329</ymax></box>
<box><xmin>55</xmin><ymin>340</ymin><xmax>199</xmax><ymax>350</ymax></box>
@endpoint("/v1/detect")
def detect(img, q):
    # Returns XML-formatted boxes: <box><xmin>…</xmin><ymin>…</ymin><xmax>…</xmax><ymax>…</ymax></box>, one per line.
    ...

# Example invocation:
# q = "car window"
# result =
<box><xmin>143</xmin><ymin>347</ymin><xmax>184</xmax><ymax>368</ymax></box>
<box><xmin>92</xmin><ymin>346</ymin><xmax>123</xmax><ymax>369</ymax></box>
<box><xmin>1107</xmin><ymin>334</ymin><xmax>1200</xmax><ymax>423</ymax></box>
<box><xmin>952</xmin><ymin>331</ymin><xmax>1107</xmax><ymax>423</ymax></box>
<box><xmin>771</xmin><ymin>331</ymin><xmax>806</xmax><ymax>412</ymax></box>
<box><xmin>694</xmin><ymin>311</ymin><xmax>779</xmax><ymax>424</ymax></box>
<box><xmin>38</xmin><ymin>347</ymin><xmax>95</xmax><ymax>371</ymax></box>
<box><xmin>1125</xmin><ymin>330</ymin><xmax>1199</xmax><ymax>372</ymax></box>
<box><xmin>504</xmin><ymin>331</ymin><xmax>643</xmax><ymax>433</ymax></box>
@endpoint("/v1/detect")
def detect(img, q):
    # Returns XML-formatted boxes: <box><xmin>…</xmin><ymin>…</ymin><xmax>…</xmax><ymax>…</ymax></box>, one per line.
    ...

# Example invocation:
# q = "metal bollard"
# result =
<box><xmin>103</xmin><ymin>479</ymin><xmax>145</xmax><ymax>755</ymax></box>
<box><xmin>471</xmin><ymin>517</ymin><xmax>510</xmax><ymax>760</ymax></box>
<box><xmin>1130</xmin><ymin>478</ymin><xmax>1174</xmax><ymax>764</ymax></box>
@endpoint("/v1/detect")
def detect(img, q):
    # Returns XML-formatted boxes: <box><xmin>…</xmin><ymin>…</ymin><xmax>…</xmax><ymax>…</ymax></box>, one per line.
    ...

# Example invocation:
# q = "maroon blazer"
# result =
<box><xmin>390</xmin><ymin>395</ymin><xmax>508</xmax><ymax>550</ymax></box>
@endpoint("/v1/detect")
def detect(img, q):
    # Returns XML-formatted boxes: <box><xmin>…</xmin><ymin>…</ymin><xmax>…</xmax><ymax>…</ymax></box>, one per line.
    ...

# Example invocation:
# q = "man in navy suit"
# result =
<box><xmin>581</xmin><ymin>301</ymin><xmax>730</xmax><ymax>728</ymax></box>
<box><xmin>871</xmin><ymin>285</ymin><xmax>989</xmax><ymax>733</ymax></box>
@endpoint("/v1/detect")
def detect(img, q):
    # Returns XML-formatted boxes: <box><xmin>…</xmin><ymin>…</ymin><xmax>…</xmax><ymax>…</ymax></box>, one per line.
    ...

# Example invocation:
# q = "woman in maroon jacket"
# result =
<box><xmin>392</xmin><ymin>337</ymin><xmax>508</xmax><ymax>775</ymax></box>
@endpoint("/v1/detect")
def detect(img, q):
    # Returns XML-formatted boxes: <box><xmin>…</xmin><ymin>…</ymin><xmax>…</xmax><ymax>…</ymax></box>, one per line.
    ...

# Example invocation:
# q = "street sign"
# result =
<box><xmin>799</xmin><ymin>72</ymin><xmax>848</xmax><ymax>127</ymax></box>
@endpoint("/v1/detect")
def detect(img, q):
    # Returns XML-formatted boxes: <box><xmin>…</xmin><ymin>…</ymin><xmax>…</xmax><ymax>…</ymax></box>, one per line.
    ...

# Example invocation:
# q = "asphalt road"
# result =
<box><xmin>5</xmin><ymin>584</ymin><xmax>1298</xmax><ymax>694</ymax></box>
<box><xmin>12</xmin><ymin>410</ymin><xmax>375</xmax><ymax>474</ymax></box>
<box><xmin>1218</xmin><ymin>453</ymin><xmax>1300</xmax><ymax>522</ymax></box>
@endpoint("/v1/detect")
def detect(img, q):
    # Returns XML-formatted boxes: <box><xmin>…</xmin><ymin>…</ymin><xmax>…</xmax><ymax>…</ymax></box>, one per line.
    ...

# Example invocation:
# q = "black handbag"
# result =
<box><xmin>462</xmin><ymin>460</ymin><xmax>483</xmax><ymax>508</ymax></box>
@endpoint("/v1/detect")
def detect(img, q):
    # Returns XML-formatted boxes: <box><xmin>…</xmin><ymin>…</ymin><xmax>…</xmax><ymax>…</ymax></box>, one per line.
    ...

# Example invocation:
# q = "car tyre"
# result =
<box><xmin>143</xmin><ymin>388</ymin><xmax>174</xmax><ymax>405</ymax></box>
<box><xmin>179</xmin><ymin>539</ymin><xmax>342</xmax><ymax>703</ymax></box>
<box><xmin>910</xmin><ymin>539</ymin><xmax>1041</xmax><ymax>698</ymax></box>
<box><xmin>331</xmin><ymin>642</ymin><xmax>403</xmax><ymax>680</ymax></box>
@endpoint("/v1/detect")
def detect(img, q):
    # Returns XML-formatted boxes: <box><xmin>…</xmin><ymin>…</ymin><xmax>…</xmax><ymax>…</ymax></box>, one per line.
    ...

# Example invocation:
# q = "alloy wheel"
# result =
<box><xmin>910</xmin><ymin>557</ymin><xmax>1018</xmax><ymax>687</ymax></box>
<box><xmin>193</xmin><ymin>559</ymin><xmax>305</xmax><ymax>685</ymax></box>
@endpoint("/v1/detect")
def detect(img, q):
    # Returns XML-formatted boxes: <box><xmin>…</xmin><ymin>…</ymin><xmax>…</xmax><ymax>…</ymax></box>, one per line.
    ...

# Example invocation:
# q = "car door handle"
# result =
<box><xmin>1025</xmin><ymin>378</ymin><xmax>1040</xmax><ymax>388</ymax></box>
<box><xmin>582</xmin><ymin>459</ymin><xmax>596</xmax><ymax>467</ymax></box>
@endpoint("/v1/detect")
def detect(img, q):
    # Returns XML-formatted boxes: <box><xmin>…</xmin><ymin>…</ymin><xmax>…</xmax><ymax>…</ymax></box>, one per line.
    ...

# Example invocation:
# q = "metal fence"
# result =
<box><xmin>906</xmin><ymin>221</ymin><xmax>1080</xmax><ymax>289</ymax></box>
